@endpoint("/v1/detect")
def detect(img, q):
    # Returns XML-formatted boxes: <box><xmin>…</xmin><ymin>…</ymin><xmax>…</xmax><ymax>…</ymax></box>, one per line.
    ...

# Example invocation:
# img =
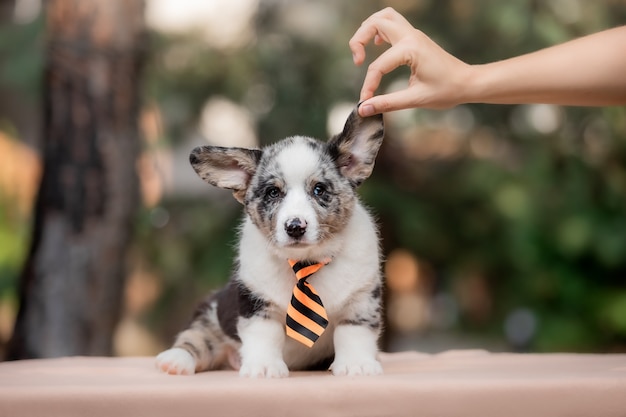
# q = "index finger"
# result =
<box><xmin>360</xmin><ymin>45</ymin><xmax>412</xmax><ymax>101</ymax></box>
<box><xmin>349</xmin><ymin>8</ymin><xmax>416</xmax><ymax>65</ymax></box>
<box><xmin>349</xmin><ymin>24</ymin><xmax>378</xmax><ymax>66</ymax></box>
<box><xmin>349</xmin><ymin>8</ymin><xmax>399</xmax><ymax>65</ymax></box>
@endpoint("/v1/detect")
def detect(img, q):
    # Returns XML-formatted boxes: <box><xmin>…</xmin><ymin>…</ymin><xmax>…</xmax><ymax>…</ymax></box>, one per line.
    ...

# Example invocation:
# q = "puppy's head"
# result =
<box><xmin>190</xmin><ymin>107</ymin><xmax>384</xmax><ymax>250</ymax></box>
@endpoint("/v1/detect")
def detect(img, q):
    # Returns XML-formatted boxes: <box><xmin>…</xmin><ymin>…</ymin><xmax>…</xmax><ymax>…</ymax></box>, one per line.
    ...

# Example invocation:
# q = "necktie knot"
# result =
<box><xmin>286</xmin><ymin>259</ymin><xmax>330</xmax><ymax>348</ymax></box>
<box><xmin>288</xmin><ymin>259</ymin><xmax>327</xmax><ymax>280</ymax></box>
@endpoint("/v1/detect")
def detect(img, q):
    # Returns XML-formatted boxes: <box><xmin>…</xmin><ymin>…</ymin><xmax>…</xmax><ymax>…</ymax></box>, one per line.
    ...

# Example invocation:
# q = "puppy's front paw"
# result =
<box><xmin>156</xmin><ymin>348</ymin><xmax>196</xmax><ymax>375</ymax></box>
<box><xmin>239</xmin><ymin>359</ymin><xmax>289</xmax><ymax>378</ymax></box>
<box><xmin>330</xmin><ymin>357</ymin><xmax>383</xmax><ymax>376</ymax></box>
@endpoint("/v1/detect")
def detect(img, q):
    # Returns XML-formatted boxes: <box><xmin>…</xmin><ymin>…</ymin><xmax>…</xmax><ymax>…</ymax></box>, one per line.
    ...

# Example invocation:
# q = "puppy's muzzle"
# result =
<box><xmin>285</xmin><ymin>218</ymin><xmax>307</xmax><ymax>239</ymax></box>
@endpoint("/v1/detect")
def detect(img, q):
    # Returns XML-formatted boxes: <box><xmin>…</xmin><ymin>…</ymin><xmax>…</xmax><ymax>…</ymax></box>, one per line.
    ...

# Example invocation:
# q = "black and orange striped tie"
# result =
<box><xmin>286</xmin><ymin>259</ymin><xmax>329</xmax><ymax>348</ymax></box>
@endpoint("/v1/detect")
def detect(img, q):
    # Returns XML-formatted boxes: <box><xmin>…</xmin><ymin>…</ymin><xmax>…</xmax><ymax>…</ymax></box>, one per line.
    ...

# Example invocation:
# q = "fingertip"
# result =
<box><xmin>358</xmin><ymin>101</ymin><xmax>376</xmax><ymax>117</ymax></box>
<box><xmin>349</xmin><ymin>41</ymin><xmax>365</xmax><ymax>65</ymax></box>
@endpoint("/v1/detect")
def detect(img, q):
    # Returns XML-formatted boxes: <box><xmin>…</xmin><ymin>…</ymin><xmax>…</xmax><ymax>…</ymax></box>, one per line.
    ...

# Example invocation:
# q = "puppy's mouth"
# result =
<box><xmin>276</xmin><ymin>233</ymin><xmax>322</xmax><ymax>249</ymax></box>
<box><xmin>283</xmin><ymin>238</ymin><xmax>315</xmax><ymax>248</ymax></box>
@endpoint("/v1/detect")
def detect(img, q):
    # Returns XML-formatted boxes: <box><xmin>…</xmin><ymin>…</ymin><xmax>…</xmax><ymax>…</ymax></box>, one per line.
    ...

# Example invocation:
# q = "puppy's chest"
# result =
<box><xmin>253</xmin><ymin>264</ymin><xmax>366</xmax><ymax>316</ymax></box>
<box><xmin>300</xmin><ymin>270</ymin><xmax>353</xmax><ymax>314</ymax></box>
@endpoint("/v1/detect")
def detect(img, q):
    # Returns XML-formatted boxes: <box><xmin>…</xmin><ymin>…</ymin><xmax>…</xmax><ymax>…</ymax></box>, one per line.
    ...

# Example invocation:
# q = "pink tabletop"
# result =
<box><xmin>1</xmin><ymin>350</ymin><xmax>625</xmax><ymax>417</ymax></box>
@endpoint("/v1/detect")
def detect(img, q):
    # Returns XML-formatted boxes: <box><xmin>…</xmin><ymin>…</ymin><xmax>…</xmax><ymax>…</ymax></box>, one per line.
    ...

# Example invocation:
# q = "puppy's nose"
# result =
<box><xmin>285</xmin><ymin>218</ymin><xmax>307</xmax><ymax>239</ymax></box>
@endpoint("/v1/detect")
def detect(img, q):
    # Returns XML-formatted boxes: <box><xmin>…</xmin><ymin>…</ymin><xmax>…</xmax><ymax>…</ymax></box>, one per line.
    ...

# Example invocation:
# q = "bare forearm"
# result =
<box><xmin>464</xmin><ymin>26</ymin><xmax>626</xmax><ymax>106</ymax></box>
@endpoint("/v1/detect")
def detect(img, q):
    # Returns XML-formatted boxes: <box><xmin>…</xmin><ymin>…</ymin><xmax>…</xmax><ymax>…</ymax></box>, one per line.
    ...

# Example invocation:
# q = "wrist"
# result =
<box><xmin>461</xmin><ymin>63</ymin><xmax>489</xmax><ymax>105</ymax></box>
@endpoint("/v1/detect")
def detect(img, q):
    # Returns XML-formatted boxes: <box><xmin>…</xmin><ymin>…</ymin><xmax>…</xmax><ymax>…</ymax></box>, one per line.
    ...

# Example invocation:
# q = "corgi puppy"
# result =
<box><xmin>156</xmin><ymin>106</ymin><xmax>384</xmax><ymax>378</ymax></box>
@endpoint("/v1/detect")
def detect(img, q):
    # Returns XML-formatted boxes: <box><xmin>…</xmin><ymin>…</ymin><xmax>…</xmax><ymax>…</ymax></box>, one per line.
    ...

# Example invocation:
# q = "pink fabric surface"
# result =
<box><xmin>1</xmin><ymin>350</ymin><xmax>625</xmax><ymax>417</ymax></box>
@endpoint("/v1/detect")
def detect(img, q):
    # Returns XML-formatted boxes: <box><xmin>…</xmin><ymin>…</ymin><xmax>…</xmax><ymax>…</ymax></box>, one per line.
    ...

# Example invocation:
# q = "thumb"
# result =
<box><xmin>359</xmin><ymin>89</ymin><xmax>418</xmax><ymax>116</ymax></box>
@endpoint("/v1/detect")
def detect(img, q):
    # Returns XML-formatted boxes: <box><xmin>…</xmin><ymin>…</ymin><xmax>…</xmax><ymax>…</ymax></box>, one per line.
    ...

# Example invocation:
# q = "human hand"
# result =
<box><xmin>349</xmin><ymin>7</ymin><xmax>472</xmax><ymax>116</ymax></box>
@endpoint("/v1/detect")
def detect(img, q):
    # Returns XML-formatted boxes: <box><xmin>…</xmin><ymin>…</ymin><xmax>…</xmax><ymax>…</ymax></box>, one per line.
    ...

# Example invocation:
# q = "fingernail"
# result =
<box><xmin>360</xmin><ymin>104</ymin><xmax>375</xmax><ymax>117</ymax></box>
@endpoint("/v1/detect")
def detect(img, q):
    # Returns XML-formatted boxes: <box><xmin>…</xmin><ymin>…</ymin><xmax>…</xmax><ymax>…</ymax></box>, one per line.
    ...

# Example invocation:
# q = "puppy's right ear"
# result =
<box><xmin>189</xmin><ymin>146</ymin><xmax>262</xmax><ymax>204</ymax></box>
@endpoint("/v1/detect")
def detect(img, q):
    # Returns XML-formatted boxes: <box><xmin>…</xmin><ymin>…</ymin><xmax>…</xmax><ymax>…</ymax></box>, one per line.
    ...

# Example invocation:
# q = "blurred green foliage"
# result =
<box><xmin>0</xmin><ymin>13</ymin><xmax>43</xmax><ymax>314</ymax></box>
<box><xmin>0</xmin><ymin>14</ymin><xmax>42</xmax><ymax>97</ymax></box>
<box><xmin>1</xmin><ymin>0</ymin><xmax>625</xmax><ymax>353</ymax></box>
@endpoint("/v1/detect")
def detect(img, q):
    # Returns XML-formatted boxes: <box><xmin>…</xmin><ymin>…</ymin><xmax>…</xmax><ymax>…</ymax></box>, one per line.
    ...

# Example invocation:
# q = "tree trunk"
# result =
<box><xmin>6</xmin><ymin>0</ymin><xmax>144</xmax><ymax>359</ymax></box>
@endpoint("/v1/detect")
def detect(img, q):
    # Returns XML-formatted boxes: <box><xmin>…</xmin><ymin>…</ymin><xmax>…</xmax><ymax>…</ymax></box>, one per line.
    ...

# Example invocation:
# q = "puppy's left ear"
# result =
<box><xmin>328</xmin><ymin>106</ymin><xmax>384</xmax><ymax>187</ymax></box>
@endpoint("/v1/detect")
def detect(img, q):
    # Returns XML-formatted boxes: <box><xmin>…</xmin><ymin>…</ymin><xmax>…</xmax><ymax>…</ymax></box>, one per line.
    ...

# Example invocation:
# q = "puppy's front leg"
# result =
<box><xmin>238</xmin><ymin>315</ymin><xmax>289</xmax><ymax>378</ymax></box>
<box><xmin>330</xmin><ymin>287</ymin><xmax>383</xmax><ymax>376</ymax></box>
<box><xmin>331</xmin><ymin>324</ymin><xmax>382</xmax><ymax>376</ymax></box>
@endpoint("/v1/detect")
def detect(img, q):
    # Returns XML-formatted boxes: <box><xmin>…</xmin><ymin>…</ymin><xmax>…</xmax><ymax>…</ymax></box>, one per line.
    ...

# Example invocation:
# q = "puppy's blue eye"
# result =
<box><xmin>265</xmin><ymin>186</ymin><xmax>281</xmax><ymax>199</ymax></box>
<box><xmin>313</xmin><ymin>183</ymin><xmax>327</xmax><ymax>197</ymax></box>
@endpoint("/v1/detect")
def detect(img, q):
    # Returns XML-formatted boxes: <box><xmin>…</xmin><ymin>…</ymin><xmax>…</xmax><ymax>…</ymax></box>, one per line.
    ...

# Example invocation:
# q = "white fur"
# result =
<box><xmin>156</xmin><ymin>348</ymin><xmax>196</xmax><ymax>375</ymax></box>
<box><xmin>276</xmin><ymin>138</ymin><xmax>321</xmax><ymax>183</ymax></box>
<box><xmin>237</xmin><ymin>316</ymin><xmax>289</xmax><ymax>378</ymax></box>
<box><xmin>331</xmin><ymin>325</ymin><xmax>382</xmax><ymax>376</ymax></box>
<box><xmin>273</xmin><ymin>139</ymin><xmax>322</xmax><ymax>246</ymax></box>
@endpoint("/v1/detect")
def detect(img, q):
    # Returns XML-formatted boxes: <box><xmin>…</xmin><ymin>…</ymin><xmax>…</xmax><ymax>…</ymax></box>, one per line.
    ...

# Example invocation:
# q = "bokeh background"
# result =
<box><xmin>1</xmin><ymin>0</ymin><xmax>625</xmax><ymax>360</ymax></box>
